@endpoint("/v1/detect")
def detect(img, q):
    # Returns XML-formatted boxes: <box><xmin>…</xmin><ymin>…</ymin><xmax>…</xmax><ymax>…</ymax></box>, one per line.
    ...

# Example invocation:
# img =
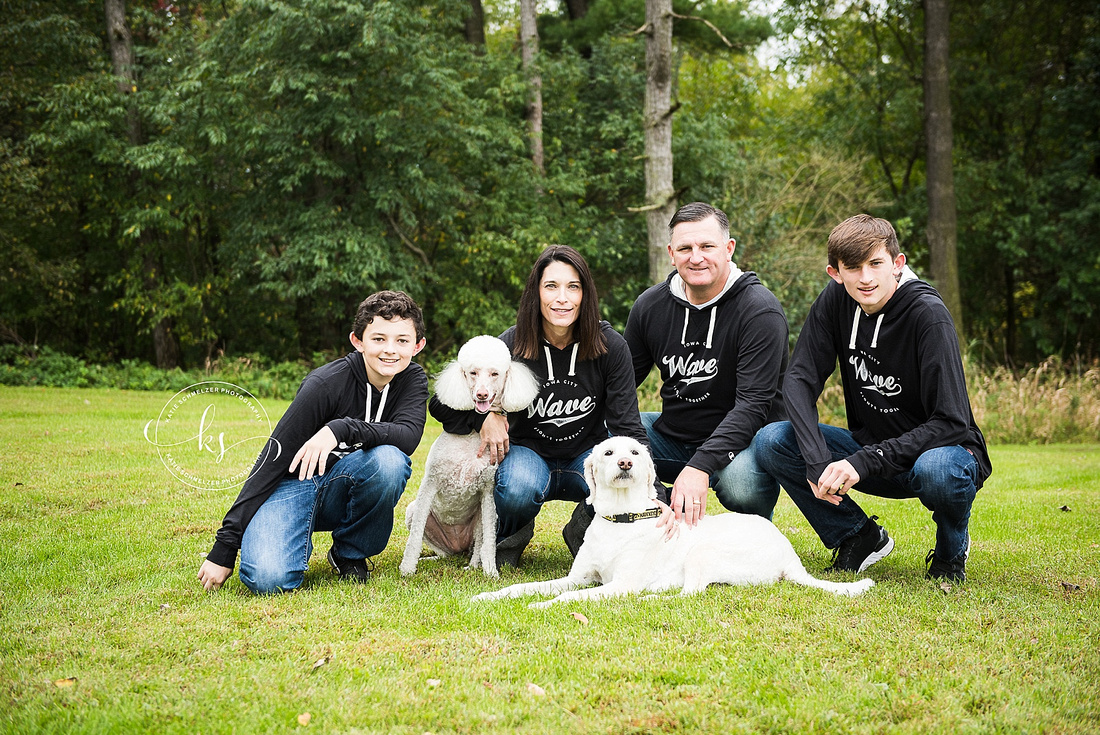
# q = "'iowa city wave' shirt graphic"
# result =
<box><xmin>527</xmin><ymin>378</ymin><xmax>595</xmax><ymax>442</ymax></box>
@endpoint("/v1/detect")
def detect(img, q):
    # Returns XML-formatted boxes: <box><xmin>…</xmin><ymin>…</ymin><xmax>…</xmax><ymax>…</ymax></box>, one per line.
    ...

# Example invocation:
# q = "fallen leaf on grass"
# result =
<box><xmin>1061</xmin><ymin>581</ymin><xmax>1081</xmax><ymax>592</ymax></box>
<box><xmin>526</xmin><ymin>683</ymin><xmax>546</xmax><ymax>697</ymax></box>
<box><xmin>570</xmin><ymin>612</ymin><xmax>589</xmax><ymax>626</ymax></box>
<box><xmin>297</xmin><ymin>712</ymin><xmax>311</xmax><ymax>726</ymax></box>
<box><xmin>53</xmin><ymin>678</ymin><xmax>76</xmax><ymax>688</ymax></box>
<box><xmin>1059</xmin><ymin>505</ymin><xmax>1071</xmax><ymax>512</ymax></box>
<box><xmin>159</xmin><ymin>603</ymin><xmax>171</xmax><ymax>612</ymax></box>
<box><xmin>311</xmin><ymin>657</ymin><xmax>329</xmax><ymax>671</ymax></box>
<box><xmin>426</xmin><ymin>679</ymin><xmax>441</xmax><ymax>687</ymax></box>
<box><xmin>718</xmin><ymin>621</ymin><xmax>730</xmax><ymax>629</ymax></box>
<box><xmin>939</xmin><ymin>582</ymin><xmax>953</xmax><ymax>594</ymax></box>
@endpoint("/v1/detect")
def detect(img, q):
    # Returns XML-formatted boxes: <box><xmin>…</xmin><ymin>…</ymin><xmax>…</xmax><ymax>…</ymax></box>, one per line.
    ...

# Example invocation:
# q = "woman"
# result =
<box><xmin>430</xmin><ymin>245</ymin><xmax>653</xmax><ymax>565</ymax></box>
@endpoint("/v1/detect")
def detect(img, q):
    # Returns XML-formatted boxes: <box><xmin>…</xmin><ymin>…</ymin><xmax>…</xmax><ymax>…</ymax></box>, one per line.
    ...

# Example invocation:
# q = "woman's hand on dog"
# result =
<box><xmin>477</xmin><ymin>412</ymin><xmax>510</xmax><ymax>465</ymax></box>
<box><xmin>670</xmin><ymin>466</ymin><xmax>709</xmax><ymax>526</ymax></box>
<box><xmin>654</xmin><ymin>499</ymin><xmax>680</xmax><ymax>542</ymax></box>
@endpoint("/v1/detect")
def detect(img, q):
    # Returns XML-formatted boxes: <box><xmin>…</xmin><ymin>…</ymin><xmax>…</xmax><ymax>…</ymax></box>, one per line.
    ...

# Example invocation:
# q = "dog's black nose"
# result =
<box><xmin>618</xmin><ymin>458</ymin><xmax>633</xmax><ymax>471</ymax></box>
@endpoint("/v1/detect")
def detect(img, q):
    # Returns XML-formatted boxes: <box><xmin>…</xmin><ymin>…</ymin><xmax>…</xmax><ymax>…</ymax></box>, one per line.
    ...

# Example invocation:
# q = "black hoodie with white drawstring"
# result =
<box><xmin>785</xmin><ymin>267</ymin><xmax>991</xmax><ymax>487</ymax></box>
<box><xmin>431</xmin><ymin>322</ymin><xmax>649</xmax><ymax>460</ymax></box>
<box><xmin>624</xmin><ymin>267</ymin><xmax>789</xmax><ymax>477</ymax></box>
<box><xmin>206</xmin><ymin>353</ymin><xmax>428</xmax><ymax>569</ymax></box>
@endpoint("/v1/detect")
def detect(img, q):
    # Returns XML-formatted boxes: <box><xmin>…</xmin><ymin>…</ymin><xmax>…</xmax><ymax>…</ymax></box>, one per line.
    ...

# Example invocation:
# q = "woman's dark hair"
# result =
<box><xmin>513</xmin><ymin>245</ymin><xmax>607</xmax><ymax>361</ymax></box>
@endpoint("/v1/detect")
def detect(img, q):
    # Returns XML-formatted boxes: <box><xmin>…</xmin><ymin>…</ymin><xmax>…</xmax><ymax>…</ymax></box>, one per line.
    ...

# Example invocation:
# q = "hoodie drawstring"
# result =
<box><xmin>870</xmin><ymin>313</ymin><xmax>883</xmax><ymax>349</ymax></box>
<box><xmin>365</xmin><ymin>383</ymin><xmax>389</xmax><ymax>423</ymax></box>
<box><xmin>681</xmin><ymin>306</ymin><xmax>717</xmax><ymax>349</ymax></box>
<box><xmin>849</xmin><ymin>305</ymin><xmax>884</xmax><ymax>350</ymax></box>
<box><xmin>544</xmin><ymin>343</ymin><xmax>578</xmax><ymax>380</ymax></box>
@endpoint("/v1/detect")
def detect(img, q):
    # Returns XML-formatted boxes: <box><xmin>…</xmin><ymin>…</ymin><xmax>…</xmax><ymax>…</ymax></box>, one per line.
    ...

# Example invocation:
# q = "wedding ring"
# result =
<box><xmin>690</xmin><ymin>499</ymin><xmax>700</xmax><ymax>505</ymax></box>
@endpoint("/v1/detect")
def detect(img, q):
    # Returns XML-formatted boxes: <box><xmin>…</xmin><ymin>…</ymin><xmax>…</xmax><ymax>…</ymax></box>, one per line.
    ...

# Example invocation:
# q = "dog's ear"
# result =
<box><xmin>432</xmin><ymin>360</ymin><xmax>474</xmax><ymax>410</ymax></box>
<box><xmin>583</xmin><ymin>451</ymin><xmax>597</xmax><ymax>505</ymax></box>
<box><xmin>500</xmin><ymin>361</ymin><xmax>540</xmax><ymax>413</ymax></box>
<box><xmin>641</xmin><ymin>445</ymin><xmax>657</xmax><ymax>501</ymax></box>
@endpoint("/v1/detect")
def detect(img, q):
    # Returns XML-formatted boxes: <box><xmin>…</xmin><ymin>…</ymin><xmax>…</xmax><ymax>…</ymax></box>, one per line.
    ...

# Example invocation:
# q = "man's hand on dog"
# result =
<box><xmin>811</xmin><ymin>459</ymin><xmax>860</xmax><ymax>506</ymax></box>
<box><xmin>197</xmin><ymin>559</ymin><xmax>232</xmax><ymax>591</ymax></box>
<box><xmin>670</xmin><ymin>466</ymin><xmax>708</xmax><ymax>526</ymax></box>
<box><xmin>290</xmin><ymin>426</ymin><xmax>339</xmax><ymax>480</ymax></box>
<box><xmin>477</xmin><ymin>412</ymin><xmax>510</xmax><ymax>465</ymax></box>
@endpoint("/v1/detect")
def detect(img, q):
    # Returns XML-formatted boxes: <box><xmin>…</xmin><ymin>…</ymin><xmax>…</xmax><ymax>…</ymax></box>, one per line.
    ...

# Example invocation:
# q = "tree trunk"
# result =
<box><xmin>644</xmin><ymin>0</ymin><xmax>676</xmax><ymax>284</ymax></box>
<box><xmin>564</xmin><ymin>0</ymin><xmax>588</xmax><ymax>20</ymax></box>
<box><xmin>465</xmin><ymin>0</ymin><xmax>486</xmax><ymax>50</ymax></box>
<box><xmin>520</xmin><ymin>0</ymin><xmax>544</xmax><ymax>177</ymax></box>
<box><xmin>105</xmin><ymin>0</ymin><xmax>178</xmax><ymax>369</ymax></box>
<box><xmin>923</xmin><ymin>0</ymin><xmax>964</xmax><ymax>342</ymax></box>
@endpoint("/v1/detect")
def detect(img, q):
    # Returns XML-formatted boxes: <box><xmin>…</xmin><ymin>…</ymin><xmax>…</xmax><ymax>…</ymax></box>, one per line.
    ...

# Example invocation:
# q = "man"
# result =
<box><xmin>197</xmin><ymin>291</ymin><xmax>429</xmax><ymax>593</ymax></box>
<box><xmin>754</xmin><ymin>214</ymin><xmax>991</xmax><ymax>581</ymax></box>
<box><xmin>625</xmin><ymin>202</ymin><xmax>789</xmax><ymax>525</ymax></box>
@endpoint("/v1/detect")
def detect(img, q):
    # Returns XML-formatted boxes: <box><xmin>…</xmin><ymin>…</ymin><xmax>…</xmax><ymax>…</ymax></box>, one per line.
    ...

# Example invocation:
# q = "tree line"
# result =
<box><xmin>1</xmin><ymin>0</ymin><xmax>1096</xmax><ymax>370</ymax></box>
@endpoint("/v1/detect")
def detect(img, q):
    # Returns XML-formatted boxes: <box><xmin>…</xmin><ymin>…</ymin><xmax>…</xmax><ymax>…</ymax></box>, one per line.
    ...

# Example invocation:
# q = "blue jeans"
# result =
<box><xmin>494</xmin><ymin>445</ymin><xmax>591</xmax><ymax>538</ymax></box>
<box><xmin>754</xmin><ymin>421</ymin><xmax>978</xmax><ymax>562</ymax></box>
<box><xmin>640</xmin><ymin>412</ymin><xmax>779</xmax><ymax>519</ymax></box>
<box><xmin>238</xmin><ymin>445</ymin><xmax>411</xmax><ymax>594</ymax></box>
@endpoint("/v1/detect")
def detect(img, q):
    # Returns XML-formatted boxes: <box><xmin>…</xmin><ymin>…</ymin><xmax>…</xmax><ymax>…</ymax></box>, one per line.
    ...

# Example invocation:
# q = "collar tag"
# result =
<box><xmin>602</xmin><ymin>507</ymin><xmax>662</xmax><ymax>524</ymax></box>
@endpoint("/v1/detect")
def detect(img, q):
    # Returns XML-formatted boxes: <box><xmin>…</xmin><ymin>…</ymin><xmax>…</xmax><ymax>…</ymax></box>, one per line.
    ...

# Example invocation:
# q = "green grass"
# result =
<box><xmin>1</xmin><ymin>386</ymin><xmax>1098</xmax><ymax>734</ymax></box>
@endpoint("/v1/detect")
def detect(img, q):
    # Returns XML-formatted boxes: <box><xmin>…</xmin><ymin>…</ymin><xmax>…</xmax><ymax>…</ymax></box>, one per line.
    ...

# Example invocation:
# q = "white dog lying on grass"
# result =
<box><xmin>472</xmin><ymin>436</ymin><xmax>874</xmax><ymax>607</ymax></box>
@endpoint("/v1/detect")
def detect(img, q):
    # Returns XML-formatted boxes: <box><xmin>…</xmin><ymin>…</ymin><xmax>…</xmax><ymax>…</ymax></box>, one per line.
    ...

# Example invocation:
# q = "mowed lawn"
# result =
<box><xmin>0</xmin><ymin>386</ymin><xmax>1097</xmax><ymax>734</ymax></box>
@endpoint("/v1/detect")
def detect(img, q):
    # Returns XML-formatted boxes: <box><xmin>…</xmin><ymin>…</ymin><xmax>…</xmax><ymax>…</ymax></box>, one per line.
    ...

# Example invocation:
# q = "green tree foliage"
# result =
<box><xmin>776</xmin><ymin>0</ymin><xmax>1100</xmax><ymax>364</ymax></box>
<box><xmin>5</xmin><ymin>0</ymin><xmax>1093</xmax><ymax>369</ymax></box>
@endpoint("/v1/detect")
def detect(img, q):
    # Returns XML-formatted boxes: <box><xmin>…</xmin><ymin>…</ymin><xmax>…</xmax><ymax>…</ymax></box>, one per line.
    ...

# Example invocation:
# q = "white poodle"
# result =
<box><xmin>473</xmin><ymin>436</ymin><xmax>874</xmax><ymax>605</ymax></box>
<box><xmin>401</xmin><ymin>335</ymin><xmax>540</xmax><ymax>578</ymax></box>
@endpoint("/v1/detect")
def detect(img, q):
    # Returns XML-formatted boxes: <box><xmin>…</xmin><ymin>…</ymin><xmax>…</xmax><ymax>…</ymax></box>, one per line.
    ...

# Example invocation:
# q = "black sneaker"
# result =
<box><xmin>562</xmin><ymin>501</ymin><xmax>595</xmax><ymax>558</ymax></box>
<box><xmin>328</xmin><ymin>548</ymin><xmax>373</xmax><ymax>583</ymax></box>
<box><xmin>495</xmin><ymin>519</ymin><xmax>535</xmax><ymax>569</ymax></box>
<box><xmin>926</xmin><ymin>537</ymin><xmax>970</xmax><ymax>582</ymax></box>
<box><xmin>829</xmin><ymin>516</ymin><xmax>894</xmax><ymax>572</ymax></box>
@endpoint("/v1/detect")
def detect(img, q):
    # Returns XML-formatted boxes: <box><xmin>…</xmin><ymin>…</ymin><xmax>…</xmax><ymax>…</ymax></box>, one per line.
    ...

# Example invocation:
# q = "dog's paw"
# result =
<box><xmin>471</xmin><ymin>590</ymin><xmax>503</xmax><ymax>602</ymax></box>
<box><xmin>527</xmin><ymin>599</ymin><xmax>555</xmax><ymax>610</ymax></box>
<box><xmin>398</xmin><ymin>561</ymin><xmax>417</xmax><ymax>577</ymax></box>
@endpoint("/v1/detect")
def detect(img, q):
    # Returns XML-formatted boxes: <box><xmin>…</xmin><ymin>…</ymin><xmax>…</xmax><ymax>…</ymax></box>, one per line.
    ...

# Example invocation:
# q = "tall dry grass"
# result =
<box><xmin>968</xmin><ymin>358</ymin><xmax>1100</xmax><ymax>443</ymax></box>
<box><xmin>637</xmin><ymin>359</ymin><xmax>1100</xmax><ymax>444</ymax></box>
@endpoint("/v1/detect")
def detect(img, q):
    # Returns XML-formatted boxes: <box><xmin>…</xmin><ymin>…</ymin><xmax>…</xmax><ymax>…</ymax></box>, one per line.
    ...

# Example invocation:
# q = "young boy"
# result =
<box><xmin>197</xmin><ymin>291</ymin><xmax>428</xmax><ymax>593</ymax></box>
<box><xmin>754</xmin><ymin>214</ymin><xmax>991</xmax><ymax>582</ymax></box>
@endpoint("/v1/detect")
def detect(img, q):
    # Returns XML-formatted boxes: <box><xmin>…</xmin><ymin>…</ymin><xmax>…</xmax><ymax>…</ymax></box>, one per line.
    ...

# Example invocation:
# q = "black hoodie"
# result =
<box><xmin>206</xmin><ymin>352</ymin><xmax>428</xmax><ymax>569</ymax></box>
<box><xmin>785</xmin><ymin>269</ymin><xmax>991</xmax><ymax>487</ymax></box>
<box><xmin>431</xmin><ymin>322</ymin><xmax>648</xmax><ymax>460</ymax></box>
<box><xmin>624</xmin><ymin>268</ymin><xmax>789</xmax><ymax>476</ymax></box>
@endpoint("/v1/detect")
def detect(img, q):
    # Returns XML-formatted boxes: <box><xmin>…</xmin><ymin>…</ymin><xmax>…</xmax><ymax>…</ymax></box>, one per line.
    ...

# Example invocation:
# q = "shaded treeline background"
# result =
<box><xmin>1</xmin><ymin>0</ymin><xmax>1097</xmax><ymax>371</ymax></box>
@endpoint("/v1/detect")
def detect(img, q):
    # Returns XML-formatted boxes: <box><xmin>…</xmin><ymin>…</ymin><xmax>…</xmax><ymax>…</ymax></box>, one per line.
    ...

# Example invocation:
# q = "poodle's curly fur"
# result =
<box><xmin>401</xmin><ymin>336</ymin><xmax>540</xmax><ymax>578</ymax></box>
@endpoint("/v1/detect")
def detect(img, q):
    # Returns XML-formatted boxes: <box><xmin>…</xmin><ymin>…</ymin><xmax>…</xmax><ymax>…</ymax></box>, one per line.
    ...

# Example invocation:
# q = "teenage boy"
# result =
<box><xmin>754</xmin><ymin>214</ymin><xmax>991</xmax><ymax>582</ymax></box>
<box><xmin>197</xmin><ymin>291</ymin><xmax>428</xmax><ymax>594</ymax></box>
<box><xmin>625</xmin><ymin>202</ymin><xmax>789</xmax><ymax>526</ymax></box>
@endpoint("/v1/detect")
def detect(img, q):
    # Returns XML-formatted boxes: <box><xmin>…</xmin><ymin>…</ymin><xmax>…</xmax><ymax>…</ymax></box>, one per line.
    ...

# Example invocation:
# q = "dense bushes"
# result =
<box><xmin>3</xmin><ymin>346</ymin><xmax>1096</xmax><ymax>444</ymax></box>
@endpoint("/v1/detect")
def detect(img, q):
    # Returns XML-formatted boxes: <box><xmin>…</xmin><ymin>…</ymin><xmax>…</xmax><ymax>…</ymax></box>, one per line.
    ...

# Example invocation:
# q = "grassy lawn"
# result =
<box><xmin>1</xmin><ymin>386</ymin><xmax>1097</xmax><ymax>734</ymax></box>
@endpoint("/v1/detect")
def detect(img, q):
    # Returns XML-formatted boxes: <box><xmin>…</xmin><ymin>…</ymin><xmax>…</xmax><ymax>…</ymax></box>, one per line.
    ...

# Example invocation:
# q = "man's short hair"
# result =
<box><xmin>668</xmin><ymin>202</ymin><xmax>730</xmax><ymax>239</ymax></box>
<box><xmin>827</xmin><ymin>214</ymin><xmax>900</xmax><ymax>270</ymax></box>
<box><xmin>352</xmin><ymin>290</ymin><xmax>425</xmax><ymax>341</ymax></box>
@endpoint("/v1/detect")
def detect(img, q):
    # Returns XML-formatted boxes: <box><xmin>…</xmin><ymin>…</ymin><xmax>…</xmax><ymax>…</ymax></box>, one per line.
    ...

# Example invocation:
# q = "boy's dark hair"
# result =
<box><xmin>352</xmin><ymin>290</ymin><xmax>425</xmax><ymax>341</ymax></box>
<box><xmin>828</xmin><ymin>214</ymin><xmax>900</xmax><ymax>269</ymax></box>
<box><xmin>668</xmin><ymin>202</ymin><xmax>730</xmax><ymax>238</ymax></box>
<box><xmin>513</xmin><ymin>245</ymin><xmax>608</xmax><ymax>362</ymax></box>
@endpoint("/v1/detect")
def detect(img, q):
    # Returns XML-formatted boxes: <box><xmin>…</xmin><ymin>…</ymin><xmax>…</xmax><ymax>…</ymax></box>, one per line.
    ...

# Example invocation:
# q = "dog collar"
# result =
<box><xmin>602</xmin><ymin>507</ymin><xmax>662</xmax><ymax>523</ymax></box>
